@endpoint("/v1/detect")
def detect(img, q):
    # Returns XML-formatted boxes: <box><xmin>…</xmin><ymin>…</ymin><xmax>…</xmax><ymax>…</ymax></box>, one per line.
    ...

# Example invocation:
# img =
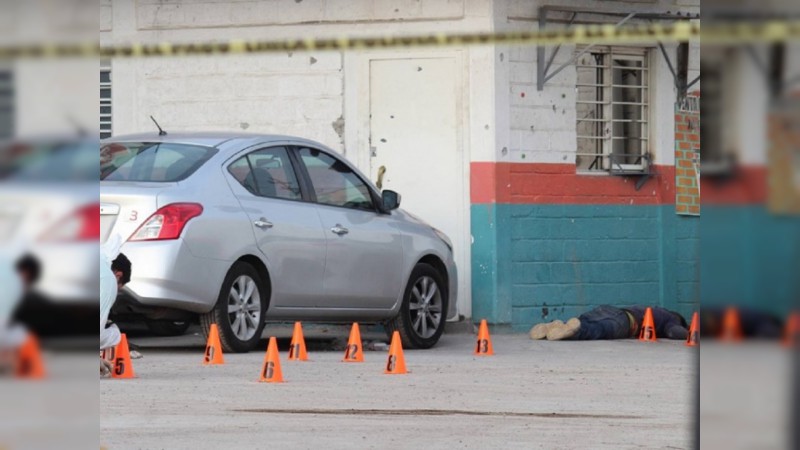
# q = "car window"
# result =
<box><xmin>229</xmin><ymin>146</ymin><xmax>301</xmax><ymax>201</ymax></box>
<box><xmin>101</xmin><ymin>142</ymin><xmax>217</xmax><ymax>182</ymax></box>
<box><xmin>3</xmin><ymin>141</ymin><xmax>98</xmax><ymax>182</ymax></box>
<box><xmin>297</xmin><ymin>147</ymin><xmax>374</xmax><ymax>211</ymax></box>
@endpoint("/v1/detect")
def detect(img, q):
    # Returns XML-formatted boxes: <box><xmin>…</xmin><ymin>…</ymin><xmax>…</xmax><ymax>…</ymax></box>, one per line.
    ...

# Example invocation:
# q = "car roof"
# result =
<box><xmin>103</xmin><ymin>131</ymin><xmax>329</xmax><ymax>149</ymax></box>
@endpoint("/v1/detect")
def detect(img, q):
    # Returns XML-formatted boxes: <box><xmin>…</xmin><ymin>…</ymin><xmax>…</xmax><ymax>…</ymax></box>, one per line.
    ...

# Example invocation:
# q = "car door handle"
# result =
<box><xmin>254</xmin><ymin>218</ymin><xmax>273</xmax><ymax>229</ymax></box>
<box><xmin>330</xmin><ymin>224</ymin><xmax>349</xmax><ymax>236</ymax></box>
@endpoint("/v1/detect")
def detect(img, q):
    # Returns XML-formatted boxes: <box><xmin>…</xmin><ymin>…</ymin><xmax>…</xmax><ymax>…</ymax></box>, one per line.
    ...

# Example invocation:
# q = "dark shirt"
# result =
<box><xmin>624</xmin><ymin>306</ymin><xmax>688</xmax><ymax>339</ymax></box>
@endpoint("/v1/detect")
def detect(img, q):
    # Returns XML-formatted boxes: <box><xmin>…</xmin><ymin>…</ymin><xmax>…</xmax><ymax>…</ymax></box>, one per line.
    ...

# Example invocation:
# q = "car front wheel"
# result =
<box><xmin>386</xmin><ymin>263</ymin><xmax>447</xmax><ymax>349</ymax></box>
<box><xmin>200</xmin><ymin>262</ymin><xmax>267</xmax><ymax>353</ymax></box>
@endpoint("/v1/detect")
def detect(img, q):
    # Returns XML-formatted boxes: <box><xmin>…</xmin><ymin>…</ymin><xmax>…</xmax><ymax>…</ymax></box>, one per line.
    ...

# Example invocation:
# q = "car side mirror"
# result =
<box><xmin>382</xmin><ymin>190</ymin><xmax>401</xmax><ymax>211</ymax></box>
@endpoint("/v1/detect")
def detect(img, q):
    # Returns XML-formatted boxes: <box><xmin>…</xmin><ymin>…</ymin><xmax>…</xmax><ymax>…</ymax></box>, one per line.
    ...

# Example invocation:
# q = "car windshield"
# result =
<box><xmin>101</xmin><ymin>142</ymin><xmax>217</xmax><ymax>182</ymax></box>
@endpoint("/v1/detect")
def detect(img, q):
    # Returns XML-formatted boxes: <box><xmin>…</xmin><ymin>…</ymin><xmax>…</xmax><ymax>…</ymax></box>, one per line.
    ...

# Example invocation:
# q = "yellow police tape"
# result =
<box><xmin>1</xmin><ymin>20</ymin><xmax>799</xmax><ymax>60</ymax></box>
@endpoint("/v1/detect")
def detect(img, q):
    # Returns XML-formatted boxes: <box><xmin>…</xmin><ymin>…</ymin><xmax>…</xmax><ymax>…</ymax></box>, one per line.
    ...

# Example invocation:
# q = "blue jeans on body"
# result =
<box><xmin>573</xmin><ymin>305</ymin><xmax>631</xmax><ymax>340</ymax></box>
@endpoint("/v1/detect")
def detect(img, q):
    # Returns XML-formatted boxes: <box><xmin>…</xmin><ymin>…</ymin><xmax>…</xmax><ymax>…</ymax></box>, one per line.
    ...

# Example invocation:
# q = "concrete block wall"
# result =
<box><xmin>102</xmin><ymin>0</ymin><xmax>494</xmax><ymax>155</ymax></box>
<box><xmin>111</xmin><ymin>53</ymin><xmax>346</xmax><ymax>148</ymax></box>
<box><xmin>700</xmin><ymin>107</ymin><xmax>800</xmax><ymax>317</ymax></box>
<box><xmin>471</xmin><ymin>164</ymin><xmax>699</xmax><ymax>331</ymax></box>
<box><xmin>471</xmin><ymin>0</ymin><xmax>701</xmax><ymax>330</ymax></box>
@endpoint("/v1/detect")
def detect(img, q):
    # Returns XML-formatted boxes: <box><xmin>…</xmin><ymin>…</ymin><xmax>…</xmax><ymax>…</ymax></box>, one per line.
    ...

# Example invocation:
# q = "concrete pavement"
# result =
<box><xmin>100</xmin><ymin>331</ymin><xmax>695</xmax><ymax>449</ymax></box>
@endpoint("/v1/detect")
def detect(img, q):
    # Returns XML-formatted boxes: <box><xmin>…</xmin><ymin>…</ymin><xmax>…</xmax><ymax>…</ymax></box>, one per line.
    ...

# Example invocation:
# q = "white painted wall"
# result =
<box><xmin>102</xmin><ymin>0</ymin><xmax>494</xmax><ymax>155</ymax></box>
<box><xmin>496</xmin><ymin>0</ymin><xmax>700</xmax><ymax>167</ymax></box>
<box><xmin>102</xmin><ymin>0</ymin><xmax>497</xmax><ymax>319</ymax></box>
<box><xmin>110</xmin><ymin>53</ymin><xmax>345</xmax><ymax>147</ymax></box>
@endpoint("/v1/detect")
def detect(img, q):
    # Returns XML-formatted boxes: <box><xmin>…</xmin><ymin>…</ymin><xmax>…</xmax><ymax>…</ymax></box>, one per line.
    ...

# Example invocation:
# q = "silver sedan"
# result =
<box><xmin>100</xmin><ymin>132</ymin><xmax>457</xmax><ymax>352</ymax></box>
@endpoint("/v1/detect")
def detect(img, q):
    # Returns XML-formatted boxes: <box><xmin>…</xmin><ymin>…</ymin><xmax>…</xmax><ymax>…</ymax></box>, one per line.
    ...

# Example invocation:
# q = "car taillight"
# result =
<box><xmin>40</xmin><ymin>203</ymin><xmax>100</xmax><ymax>242</ymax></box>
<box><xmin>128</xmin><ymin>203</ymin><xmax>203</xmax><ymax>241</ymax></box>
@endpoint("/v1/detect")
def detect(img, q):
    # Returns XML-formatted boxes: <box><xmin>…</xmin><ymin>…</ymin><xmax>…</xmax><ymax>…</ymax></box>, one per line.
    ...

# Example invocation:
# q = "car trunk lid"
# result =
<box><xmin>100</xmin><ymin>182</ymin><xmax>176</xmax><ymax>243</ymax></box>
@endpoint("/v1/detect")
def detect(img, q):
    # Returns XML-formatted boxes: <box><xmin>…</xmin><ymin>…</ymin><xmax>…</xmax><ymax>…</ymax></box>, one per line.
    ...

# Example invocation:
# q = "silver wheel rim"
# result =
<box><xmin>227</xmin><ymin>275</ymin><xmax>261</xmax><ymax>341</ymax></box>
<box><xmin>408</xmin><ymin>275</ymin><xmax>443</xmax><ymax>339</ymax></box>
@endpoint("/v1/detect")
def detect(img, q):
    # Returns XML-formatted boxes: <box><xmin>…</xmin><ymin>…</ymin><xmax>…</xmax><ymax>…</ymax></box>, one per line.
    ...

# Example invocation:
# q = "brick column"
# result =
<box><xmin>675</xmin><ymin>93</ymin><xmax>701</xmax><ymax>216</ymax></box>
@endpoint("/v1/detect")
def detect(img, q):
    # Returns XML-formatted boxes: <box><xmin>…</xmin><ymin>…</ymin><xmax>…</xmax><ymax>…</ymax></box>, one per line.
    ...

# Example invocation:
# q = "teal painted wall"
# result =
<box><xmin>471</xmin><ymin>204</ymin><xmax>700</xmax><ymax>331</ymax></box>
<box><xmin>701</xmin><ymin>206</ymin><xmax>800</xmax><ymax>316</ymax></box>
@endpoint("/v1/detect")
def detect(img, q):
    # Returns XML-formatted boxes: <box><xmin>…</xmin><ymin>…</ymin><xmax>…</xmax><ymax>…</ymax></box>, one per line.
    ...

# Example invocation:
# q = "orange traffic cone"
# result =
<box><xmin>288</xmin><ymin>322</ymin><xmax>308</xmax><ymax>361</ymax></box>
<box><xmin>342</xmin><ymin>323</ymin><xmax>364</xmax><ymax>362</ymax></box>
<box><xmin>203</xmin><ymin>324</ymin><xmax>225</xmax><ymax>365</ymax></box>
<box><xmin>384</xmin><ymin>331</ymin><xmax>407</xmax><ymax>375</ymax></box>
<box><xmin>638</xmin><ymin>307</ymin><xmax>657</xmax><ymax>342</ymax></box>
<box><xmin>111</xmin><ymin>334</ymin><xmax>135</xmax><ymax>379</ymax></box>
<box><xmin>474</xmin><ymin>319</ymin><xmax>494</xmax><ymax>355</ymax></box>
<box><xmin>259</xmin><ymin>336</ymin><xmax>283</xmax><ymax>383</ymax></box>
<box><xmin>720</xmin><ymin>307</ymin><xmax>743</xmax><ymax>342</ymax></box>
<box><xmin>686</xmin><ymin>311</ymin><xmax>700</xmax><ymax>347</ymax></box>
<box><xmin>15</xmin><ymin>333</ymin><xmax>45</xmax><ymax>379</ymax></box>
<box><xmin>783</xmin><ymin>312</ymin><xmax>800</xmax><ymax>348</ymax></box>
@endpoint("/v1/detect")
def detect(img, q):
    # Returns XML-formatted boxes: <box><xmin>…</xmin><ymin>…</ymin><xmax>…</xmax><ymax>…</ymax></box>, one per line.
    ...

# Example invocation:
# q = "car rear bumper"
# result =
<box><xmin>119</xmin><ymin>239</ymin><xmax>230</xmax><ymax>314</ymax></box>
<box><xmin>29</xmin><ymin>242</ymin><xmax>99</xmax><ymax>303</ymax></box>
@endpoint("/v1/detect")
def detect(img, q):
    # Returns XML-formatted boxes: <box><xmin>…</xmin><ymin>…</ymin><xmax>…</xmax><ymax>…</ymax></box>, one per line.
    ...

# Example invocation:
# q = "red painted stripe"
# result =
<box><xmin>470</xmin><ymin>162</ymin><xmax>676</xmax><ymax>205</ymax></box>
<box><xmin>700</xmin><ymin>166</ymin><xmax>767</xmax><ymax>205</ymax></box>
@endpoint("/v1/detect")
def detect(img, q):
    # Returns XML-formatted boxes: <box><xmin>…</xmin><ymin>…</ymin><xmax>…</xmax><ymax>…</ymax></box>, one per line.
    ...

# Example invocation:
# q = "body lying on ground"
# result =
<box><xmin>529</xmin><ymin>305</ymin><xmax>688</xmax><ymax>341</ymax></box>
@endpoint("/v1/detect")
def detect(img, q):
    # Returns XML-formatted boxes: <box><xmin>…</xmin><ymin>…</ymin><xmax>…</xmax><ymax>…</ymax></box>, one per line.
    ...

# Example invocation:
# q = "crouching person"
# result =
<box><xmin>0</xmin><ymin>253</ymin><xmax>40</xmax><ymax>375</ymax></box>
<box><xmin>529</xmin><ymin>305</ymin><xmax>688</xmax><ymax>341</ymax></box>
<box><xmin>100</xmin><ymin>235</ymin><xmax>131</xmax><ymax>376</ymax></box>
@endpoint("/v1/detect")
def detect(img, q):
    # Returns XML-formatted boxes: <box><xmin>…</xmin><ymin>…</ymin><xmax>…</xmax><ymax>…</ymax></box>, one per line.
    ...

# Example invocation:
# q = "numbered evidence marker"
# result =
<box><xmin>638</xmin><ymin>308</ymin><xmax>657</xmax><ymax>342</ymax></box>
<box><xmin>111</xmin><ymin>334</ymin><xmax>135</xmax><ymax>379</ymax></box>
<box><xmin>474</xmin><ymin>319</ymin><xmax>494</xmax><ymax>356</ymax></box>
<box><xmin>384</xmin><ymin>331</ymin><xmax>407</xmax><ymax>375</ymax></box>
<box><xmin>15</xmin><ymin>333</ymin><xmax>45</xmax><ymax>379</ymax></box>
<box><xmin>203</xmin><ymin>324</ymin><xmax>225</xmax><ymax>365</ymax></box>
<box><xmin>342</xmin><ymin>323</ymin><xmax>364</xmax><ymax>362</ymax></box>
<box><xmin>259</xmin><ymin>337</ymin><xmax>283</xmax><ymax>383</ymax></box>
<box><xmin>287</xmin><ymin>322</ymin><xmax>308</xmax><ymax>361</ymax></box>
<box><xmin>686</xmin><ymin>312</ymin><xmax>700</xmax><ymax>347</ymax></box>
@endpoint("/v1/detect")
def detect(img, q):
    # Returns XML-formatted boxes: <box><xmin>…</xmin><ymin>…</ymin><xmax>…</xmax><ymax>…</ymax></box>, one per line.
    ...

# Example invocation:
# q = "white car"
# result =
<box><xmin>100</xmin><ymin>132</ymin><xmax>457</xmax><ymax>352</ymax></box>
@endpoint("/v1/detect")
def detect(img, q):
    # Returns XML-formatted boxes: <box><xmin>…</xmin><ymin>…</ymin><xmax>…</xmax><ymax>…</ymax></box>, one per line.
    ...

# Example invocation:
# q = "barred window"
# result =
<box><xmin>100</xmin><ymin>64</ymin><xmax>112</xmax><ymax>139</ymax></box>
<box><xmin>576</xmin><ymin>47</ymin><xmax>650</xmax><ymax>172</ymax></box>
<box><xmin>0</xmin><ymin>68</ymin><xmax>13</xmax><ymax>139</ymax></box>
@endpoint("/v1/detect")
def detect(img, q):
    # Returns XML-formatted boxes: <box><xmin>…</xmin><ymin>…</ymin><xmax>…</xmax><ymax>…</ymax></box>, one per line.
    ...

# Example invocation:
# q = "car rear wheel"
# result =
<box><xmin>146</xmin><ymin>320</ymin><xmax>191</xmax><ymax>337</ymax></box>
<box><xmin>200</xmin><ymin>262</ymin><xmax>267</xmax><ymax>353</ymax></box>
<box><xmin>386</xmin><ymin>263</ymin><xmax>447</xmax><ymax>349</ymax></box>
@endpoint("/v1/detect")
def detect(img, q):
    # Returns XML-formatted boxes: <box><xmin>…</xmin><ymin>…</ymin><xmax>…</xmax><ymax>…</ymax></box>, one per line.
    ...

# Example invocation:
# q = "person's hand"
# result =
<box><xmin>0</xmin><ymin>350</ymin><xmax>14</xmax><ymax>377</ymax></box>
<box><xmin>100</xmin><ymin>358</ymin><xmax>112</xmax><ymax>377</ymax></box>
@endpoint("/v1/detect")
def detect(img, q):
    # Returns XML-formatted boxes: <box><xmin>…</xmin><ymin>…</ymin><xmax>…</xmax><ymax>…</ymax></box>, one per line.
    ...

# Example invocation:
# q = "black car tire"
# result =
<box><xmin>200</xmin><ymin>262</ymin><xmax>268</xmax><ymax>353</ymax></box>
<box><xmin>386</xmin><ymin>263</ymin><xmax>448</xmax><ymax>349</ymax></box>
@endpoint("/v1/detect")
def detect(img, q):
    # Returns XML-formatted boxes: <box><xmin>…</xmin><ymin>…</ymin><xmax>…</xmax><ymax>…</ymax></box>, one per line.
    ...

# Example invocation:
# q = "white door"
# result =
<box><xmin>368</xmin><ymin>57</ymin><xmax>468</xmax><ymax>317</ymax></box>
